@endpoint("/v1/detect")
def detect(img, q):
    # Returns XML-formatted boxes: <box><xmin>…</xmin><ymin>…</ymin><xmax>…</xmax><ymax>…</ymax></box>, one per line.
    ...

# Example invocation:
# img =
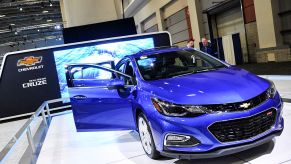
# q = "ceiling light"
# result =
<box><xmin>10</xmin><ymin>23</ymin><xmax>15</xmax><ymax>25</ymax></box>
<box><xmin>19</xmin><ymin>7</ymin><xmax>23</xmax><ymax>11</ymax></box>
<box><xmin>54</xmin><ymin>24</ymin><xmax>61</xmax><ymax>30</ymax></box>
<box><xmin>37</xmin><ymin>29</ymin><xmax>40</xmax><ymax>32</ymax></box>
<box><xmin>42</xmin><ymin>10</ymin><xmax>49</xmax><ymax>13</ymax></box>
<box><xmin>49</xmin><ymin>1</ymin><xmax>53</xmax><ymax>7</ymax></box>
<box><xmin>0</xmin><ymin>15</ymin><xmax>5</xmax><ymax>17</ymax></box>
<box><xmin>47</xmin><ymin>19</ymin><xmax>52</xmax><ymax>22</ymax></box>
<box><xmin>15</xmin><ymin>31</ymin><xmax>18</xmax><ymax>35</ymax></box>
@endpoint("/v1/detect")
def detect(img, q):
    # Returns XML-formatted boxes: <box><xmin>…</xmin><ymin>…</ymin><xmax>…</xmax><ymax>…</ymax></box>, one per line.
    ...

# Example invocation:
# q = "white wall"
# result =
<box><xmin>216</xmin><ymin>7</ymin><xmax>248</xmax><ymax>62</ymax></box>
<box><xmin>133</xmin><ymin>0</ymin><xmax>192</xmax><ymax>32</ymax></box>
<box><xmin>133</xmin><ymin>0</ymin><xmax>171</xmax><ymax>33</ymax></box>
<box><xmin>60</xmin><ymin>0</ymin><xmax>121</xmax><ymax>28</ymax></box>
<box><xmin>199</xmin><ymin>0</ymin><xmax>220</xmax><ymax>39</ymax></box>
<box><xmin>132</xmin><ymin>0</ymin><xmax>241</xmax><ymax>48</ymax></box>
<box><xmin>142</xmin><ymin>14</ymin><xmax>157</xmax><ymax>31</ymax></box>
<box><xmin>133</xmin><ymin>0</ymin><xmax>204</xmax><ymax>48</ymax></box>
<box><xmin>131</xmin><ymin>0</ymin><xmax>248</xmax><ymax>54</ymax></box>
<box><xmin>163</xmin><ymin>0</ymin><xmax>187</xmax><ymax>18</ymax></box>
<box><xmin>254</xmin><ymin>0</ymin><xmax>283</xmax><ymax>48</ymax></box>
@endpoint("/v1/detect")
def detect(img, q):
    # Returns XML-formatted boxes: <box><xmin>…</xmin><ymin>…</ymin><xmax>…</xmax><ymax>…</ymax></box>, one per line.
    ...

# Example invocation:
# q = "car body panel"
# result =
<box><xmin>69</xmin><ymin>87</ymin><xmax>135</xmax><ymax>132</ymax></box>
<box><xmin>66</xmin><ymin>63</ymin><xmax>135</xmax><ymax>132</ymax></box>
<box><xmin>146</xmin><ymin>93</ymin><xmax>283</xmax><ymax>152</ymax></box>
<box><xmin>140</xmin><ymin>67</ymin><xmax>269</xmax><ymax>104</ymax></box>
<box><xmin>65</xmin><ymin>47</ymin><xmax>284</xmax><ymax>158</ymax></box>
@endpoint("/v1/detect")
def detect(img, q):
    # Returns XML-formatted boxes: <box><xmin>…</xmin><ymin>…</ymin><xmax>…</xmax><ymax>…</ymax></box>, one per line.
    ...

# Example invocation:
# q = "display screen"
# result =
<box><xmin>53</xmin><ymin>37</ymin><xmax>154</xmax><ymax>99</ymax></box>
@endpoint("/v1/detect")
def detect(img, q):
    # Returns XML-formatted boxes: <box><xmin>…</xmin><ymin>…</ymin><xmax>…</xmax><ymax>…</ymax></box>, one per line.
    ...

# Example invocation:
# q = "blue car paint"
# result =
<box><xmin>139</xmin><ymin>67</ymin><xmax>270</xmax><ymax>104</ymax></box>
<box><xmin>141</xmin><ymin>93</ymin><xmax>283</xmax><ymax>152</ymax></box>
<box><xmin>68</xmin><ymin>47</ymin><xmax>284</xmax><ymax>156</ymax></box>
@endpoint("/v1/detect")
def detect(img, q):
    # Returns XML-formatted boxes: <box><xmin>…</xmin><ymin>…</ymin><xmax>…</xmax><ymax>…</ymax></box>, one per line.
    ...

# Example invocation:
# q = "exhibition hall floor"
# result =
<box><xmin>35</xmin><ymin>103</ymin><xmax>291</xmax><ymax>164</ymax></box>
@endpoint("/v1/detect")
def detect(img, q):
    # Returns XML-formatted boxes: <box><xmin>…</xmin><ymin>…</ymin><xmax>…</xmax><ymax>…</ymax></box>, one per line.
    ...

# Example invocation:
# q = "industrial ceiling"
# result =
<box><xmin>0</xmin><ymin>0</ymin><xmax>63</xmax><ymax>47</ymax></box>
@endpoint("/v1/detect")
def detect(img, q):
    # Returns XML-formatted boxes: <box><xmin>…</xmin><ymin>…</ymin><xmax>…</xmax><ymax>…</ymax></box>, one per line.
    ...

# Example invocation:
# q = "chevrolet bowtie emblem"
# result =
<box><xmin>240</xmin><ymin>103</ymin><xmax>251</xmax><ymax>109</ymax></box>
<box><xmin>17</xmin><ymin>56</ymin><xmax>42</xmax><ymax>67</ymax></box>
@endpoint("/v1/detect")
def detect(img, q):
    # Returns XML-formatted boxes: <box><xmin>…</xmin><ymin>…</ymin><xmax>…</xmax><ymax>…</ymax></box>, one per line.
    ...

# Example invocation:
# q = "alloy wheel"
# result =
<box><xmin>138</xmin><ymin>116</ymin><xmax>152</xmax><ymax>155</ymax></box>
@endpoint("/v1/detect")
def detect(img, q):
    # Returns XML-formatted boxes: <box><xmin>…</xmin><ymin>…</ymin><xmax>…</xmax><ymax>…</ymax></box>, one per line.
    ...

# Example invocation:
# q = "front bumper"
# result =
<box><xmin>147</xmin><ymin>94</ymin><xmax>284</xmax><ymax>157</ymax></box>
<box><xmin>160</xmin><ymin>129</ymin><xmax>283</xmax><ymax>159</ymax></box>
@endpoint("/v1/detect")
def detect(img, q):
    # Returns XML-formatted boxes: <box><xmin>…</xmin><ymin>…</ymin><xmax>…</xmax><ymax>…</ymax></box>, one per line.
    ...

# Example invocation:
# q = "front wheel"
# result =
<box><xmin>138</xmin><ymin>113</ymin><xmax>160</xmax><ymax>159</ymax></box>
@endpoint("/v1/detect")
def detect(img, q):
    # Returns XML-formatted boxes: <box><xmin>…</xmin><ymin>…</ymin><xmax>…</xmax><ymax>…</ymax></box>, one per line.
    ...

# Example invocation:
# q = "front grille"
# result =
<box><xmin>204</xmin><ymin>90</ymin><xmax>269</xmax><ymax>112</ymax></box>
<box><xmin>209</xmin><ymin>108</ymin><xmax>276</xmax><ymax>142</ymax></box>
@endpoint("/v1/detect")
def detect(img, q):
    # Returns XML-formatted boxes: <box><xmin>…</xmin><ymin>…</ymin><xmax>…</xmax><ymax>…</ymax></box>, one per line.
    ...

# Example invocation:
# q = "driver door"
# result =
<box><xmin>66</xmin><ymin>62</ymin><xmax>135</xmax><ymax>132</ymax></box>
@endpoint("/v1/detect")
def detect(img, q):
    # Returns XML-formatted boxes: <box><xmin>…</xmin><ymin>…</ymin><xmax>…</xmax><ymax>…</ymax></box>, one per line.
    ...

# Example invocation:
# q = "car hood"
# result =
<box><xmin>140</xmin><ymin>67</ymin><xmax>270</xmax><ymax>104</ymax></box>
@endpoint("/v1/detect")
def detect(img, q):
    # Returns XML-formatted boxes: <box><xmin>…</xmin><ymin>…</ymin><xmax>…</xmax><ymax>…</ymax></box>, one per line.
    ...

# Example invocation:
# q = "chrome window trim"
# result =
<box><xmin>68</xmin><ymin>64</ymin><xmax>132</xmax><ymax>79</ymax></box>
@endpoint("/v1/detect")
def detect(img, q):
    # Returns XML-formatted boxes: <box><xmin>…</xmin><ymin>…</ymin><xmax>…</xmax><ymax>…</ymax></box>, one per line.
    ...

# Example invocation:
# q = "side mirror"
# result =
<box><xmin>108</xmin><ymin>79</ymin><xmax>125</xmax><ymax>89</ymax></box>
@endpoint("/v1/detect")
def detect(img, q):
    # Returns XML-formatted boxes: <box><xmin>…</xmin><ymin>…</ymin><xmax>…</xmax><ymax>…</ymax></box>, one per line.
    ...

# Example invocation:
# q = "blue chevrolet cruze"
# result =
<box><xmin>66</xmin><ymin>47</ymin><xmax>284</xmax><ymax>159</ymax></box>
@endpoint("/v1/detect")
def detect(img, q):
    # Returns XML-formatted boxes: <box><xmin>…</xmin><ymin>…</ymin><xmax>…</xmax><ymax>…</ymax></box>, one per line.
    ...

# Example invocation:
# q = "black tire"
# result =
<box><xmin>137</xmin><ymin>113</ymin><xmax>161</xmax><ymax>159</ymax></box>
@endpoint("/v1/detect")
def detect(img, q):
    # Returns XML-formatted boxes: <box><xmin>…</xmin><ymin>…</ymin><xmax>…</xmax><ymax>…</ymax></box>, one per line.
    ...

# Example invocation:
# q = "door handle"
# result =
<box><xmin>73</xmin><ymin>95</ymin><xmax>87</xmax><ymax>100</ymax></box>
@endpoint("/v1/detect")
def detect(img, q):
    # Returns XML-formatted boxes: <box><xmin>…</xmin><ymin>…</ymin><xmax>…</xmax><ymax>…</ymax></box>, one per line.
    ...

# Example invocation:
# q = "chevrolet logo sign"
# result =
<box><xmin>240</xmin><ymin>102</ymin><xmax>251</xmax><ymax>109</ymax></box>
<box><xmin>17</xmin><ymin>56</ymin><xmax>42</xmax><ymax>67</ymax></box>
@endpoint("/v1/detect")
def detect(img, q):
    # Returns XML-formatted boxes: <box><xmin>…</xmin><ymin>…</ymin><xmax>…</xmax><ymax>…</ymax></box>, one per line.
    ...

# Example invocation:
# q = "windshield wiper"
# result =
<box><xmin>195</xmin><ymin>66</ymin><xmax>225</xmax><ymax>73</ymax></box>
<box><xmin>172</xmin><ymin>68</ymin><xmax>216</xmax><ymax>78</ymax></box>
<box><xmin>195</xmin><ymin>68</ymin><xmax>217</xmax><ymax>73</ymax></box>
<box><xmin>172</xmin><ymin>72</ymin><xmax>195</xmax><ymax>78</ymax></box>
<box><xmin>171</xmin><ymin>66</ymin><xmax>225</xmax><ymax>78</ymax></box>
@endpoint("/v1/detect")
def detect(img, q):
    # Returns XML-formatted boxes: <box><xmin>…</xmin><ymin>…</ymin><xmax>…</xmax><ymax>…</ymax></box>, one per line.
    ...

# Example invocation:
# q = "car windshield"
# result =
<box><xmin>135</xmin><ymin>49</ymin><xmax>227</xmax><ymax>80</ymax></box>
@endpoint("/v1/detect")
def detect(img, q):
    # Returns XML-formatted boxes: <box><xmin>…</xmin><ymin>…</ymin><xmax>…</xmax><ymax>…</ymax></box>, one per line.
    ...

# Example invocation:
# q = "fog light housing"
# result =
<box><xmin>164</xmin><ymin>134</ymin><xmax>200</xmax><ymax>147</ymax></box>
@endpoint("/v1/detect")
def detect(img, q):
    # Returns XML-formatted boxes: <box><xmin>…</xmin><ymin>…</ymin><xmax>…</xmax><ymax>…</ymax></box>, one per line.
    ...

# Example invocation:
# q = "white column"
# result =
<box><xmin>60</xmin><ymin>0</ymin><xmax>120</xmax><ymax>28</ymax></box>
<box><xmin>187</xmin><ymin>0</ymin><xmax>205</xmax><ymax>48</ymax></box>
<box><xmin>156</xmin><ymin>9</ymin><xmax>165</xmax><ymax>31</ymax></box>
<box><xmin>254</xmin><ymin>0</ymin><xmax>283</xmax><ymax>48</ymax></box>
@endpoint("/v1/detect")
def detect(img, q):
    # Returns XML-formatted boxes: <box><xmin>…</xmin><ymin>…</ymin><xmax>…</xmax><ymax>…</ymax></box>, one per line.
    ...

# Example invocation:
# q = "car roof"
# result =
<box><xmin>126</xmin><ymin>47</ymin><xmax>194</xmax><ymax>59</ymax></box>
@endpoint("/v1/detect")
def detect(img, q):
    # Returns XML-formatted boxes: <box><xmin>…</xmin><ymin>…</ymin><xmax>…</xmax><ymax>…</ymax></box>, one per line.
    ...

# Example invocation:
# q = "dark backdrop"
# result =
<box><xmin>0</xmin><ymin>32</ymin><xmax>171</xmax><ymax>119</ymax></box>
<box><xmin>63</xmin><ymin>18</ymin><xmax>137</xmax><ymax>44</ymax></box>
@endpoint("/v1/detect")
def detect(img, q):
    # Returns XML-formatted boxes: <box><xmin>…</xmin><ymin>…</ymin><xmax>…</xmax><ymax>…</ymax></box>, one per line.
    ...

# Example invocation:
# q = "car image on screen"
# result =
<box><xmin>65</xmin><ymin>47</ymin><xmax>284</xmax><ymax>159</ymax></box>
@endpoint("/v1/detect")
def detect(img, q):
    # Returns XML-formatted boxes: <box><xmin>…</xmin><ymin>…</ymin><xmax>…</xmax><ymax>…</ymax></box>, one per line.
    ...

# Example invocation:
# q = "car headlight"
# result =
<box><xmin>266</xmin><ymin>80</ymin><xmax>277</xmax><ymax>99</ymax></box>
<box><xmin>151</xmin><ymin>98</ymin><xmax>209</xmax><ymax>117</ymax></box>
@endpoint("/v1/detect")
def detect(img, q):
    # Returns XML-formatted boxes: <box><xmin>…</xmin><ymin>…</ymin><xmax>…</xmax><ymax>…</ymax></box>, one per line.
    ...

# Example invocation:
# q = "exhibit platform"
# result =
<box><xmin>37</xmin><ymin>103</ymin><xmax>291</xmax><ymax>164</ymax></box>
<box><xmin>31</xmin><ymin>77</ymin><xmax>291</xmax><ymax>164</ymax></box>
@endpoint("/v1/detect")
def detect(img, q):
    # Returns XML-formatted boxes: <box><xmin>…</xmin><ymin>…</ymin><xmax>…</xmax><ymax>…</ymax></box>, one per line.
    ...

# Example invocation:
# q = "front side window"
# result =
<box><xmin>136</xmin><ymin>49</ymin><xmax>226</xmax><ymax>80</ymax></box>
<box><xmin>72</xmin><ymin>63</ymin><xmax>113</xmax><ymax>80</ymax></box>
